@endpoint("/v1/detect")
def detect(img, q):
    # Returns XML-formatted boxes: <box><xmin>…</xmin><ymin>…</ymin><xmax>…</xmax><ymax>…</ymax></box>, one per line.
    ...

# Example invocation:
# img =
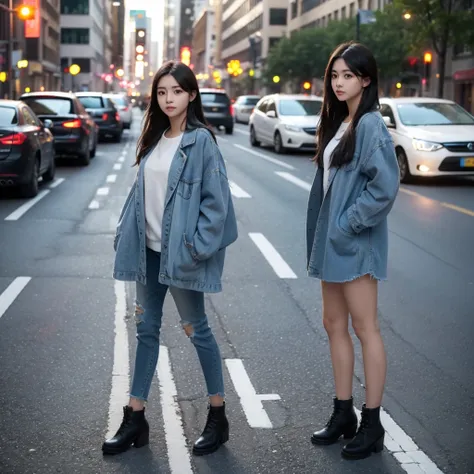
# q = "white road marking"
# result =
<box><xmin>105</xmin><ymin>281</ymin><xmax>130</xmax><ymax>440</ymax></box>
<box><xmin>229</xmin><ymin>181</ymin><xmax>251</xmax><ymax>198</ymax></box>
<box><xmin>225</xmin><ymin>359</ymin><xmax>280</xmax><ymax>429</ymax></box>
<box><xmin>118</xmin><ymin>157</ymin><xmax>125</xmax><ymax>163</ymax></box>
<box><xmin>234</xmin><ymin>144</ymin><xmax>295</xmax><ymax>170</ymax></box>
<box><xmin>0</xmin><ymin>277</ymin><xmax>31</xmax><ymax>320</ymax></box>
<box><xmin>88</xmin><ymin>200</ymin><xmax>100</xmax><ymax>209</ymax></box>
<box><xmin>234</xmin><ymin>127</ymin><xmax>250</xmax><ymax>135</ymax></box>
<box><xmin>355</xmin><ymin>408</ymin><xmax>444</xmax><ymax>473</ymax></box>
<box><xmin>95</xmin><ymin>151</ymin><xmax>105</xmax><ymax>157</ymax></box>
<box><xmin>49</xmin><ymin>178</ymin><xmax>65</xmax><ymax>189</ymax></box>
<box><xmin>4</xmin><ymin>190</ymin><xmax>50</xmax><ymax>221</ymax></box>
<box><xmin>275</xmin><ymin>171</ymin><xmax>311</xmax><ymax>191</ymax></box>
<box><xmin>248</xmin><ymin>232</ymin><xmax>297</xmax><ymax>279</ymax></box>
<box><xmin>157</xmin><ymin>346</ymin><xmax>193</xmax><ymax>474</ymax></box>
<box><xmin>106</xmin><ymin>174</ymin><xmax>117</xmax><ymax>183</ymax></box>
<box><xmin>97</xmin><ymin>187</ymin><xmax>109</xmax><ymax>196</ymax></box>
<box><xmin>113</xmin><ymin>163</ymin><xmax>122</xmax><ymax>170</ymax></box>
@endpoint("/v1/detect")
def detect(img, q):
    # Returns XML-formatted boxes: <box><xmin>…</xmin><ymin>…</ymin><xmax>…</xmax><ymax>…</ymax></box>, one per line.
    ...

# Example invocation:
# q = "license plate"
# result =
<box><xmin>461</xmin><ymin>158</ymin><xmax>474</xmax><ymax>167</ymax></box>
<box><xmin>212</xmin><ymin>107</ymin><xmax>219</xmax><ymax>112</ymax></box>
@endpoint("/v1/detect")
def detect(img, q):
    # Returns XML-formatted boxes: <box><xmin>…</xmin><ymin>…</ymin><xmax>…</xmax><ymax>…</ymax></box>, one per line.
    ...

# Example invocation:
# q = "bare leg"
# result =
<box><xmin>343</xmin><ymin>275</ymin><xmax>386</xmax><ymax>408</ymax></box>
<box><xmin>321</xmin><ymin>281</ymin><xmax>354</xmax><ymax>400</ymax></box>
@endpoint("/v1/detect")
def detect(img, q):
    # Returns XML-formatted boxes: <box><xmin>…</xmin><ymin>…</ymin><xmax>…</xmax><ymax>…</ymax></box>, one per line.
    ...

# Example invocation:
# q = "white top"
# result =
<box><xmin>144</xmin><ymin>132</ymin><xmax>183</xmax><ymax>252</ymax></box>
<box><xmin>323</xmin><ymin>121</ymin><xmax>350</xmax><ymax>196</ymax></box>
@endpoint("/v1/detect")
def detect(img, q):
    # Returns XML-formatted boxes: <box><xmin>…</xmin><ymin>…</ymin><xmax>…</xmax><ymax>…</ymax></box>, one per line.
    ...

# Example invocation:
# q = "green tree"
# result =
<box><xmin>394</xmin><ymin>0</ymin><xmax>474</xmax><ymax>97</ymax></box>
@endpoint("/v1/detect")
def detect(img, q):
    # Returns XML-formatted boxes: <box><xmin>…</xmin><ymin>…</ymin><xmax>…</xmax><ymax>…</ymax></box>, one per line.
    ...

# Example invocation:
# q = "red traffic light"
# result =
<box><xmin>64</xmin><ymin>67</ymin><xmax>69</xmax><ymax>73</ymax></box>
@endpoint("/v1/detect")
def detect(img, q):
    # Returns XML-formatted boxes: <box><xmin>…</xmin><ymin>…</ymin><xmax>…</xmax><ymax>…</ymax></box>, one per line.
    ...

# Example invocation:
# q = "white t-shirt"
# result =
<box><xmin>323</xmin><ymin>121</ymin><xmax>350</xmax><ymax>196</ymax></box>
<box><xmin>144</xmin><ymin>132</ymin><xmax>183</xmax><ymax>252</ymax></box>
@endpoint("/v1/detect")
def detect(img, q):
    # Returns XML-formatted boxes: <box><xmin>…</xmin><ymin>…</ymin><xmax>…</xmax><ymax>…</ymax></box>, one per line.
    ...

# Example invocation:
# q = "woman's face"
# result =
<box><xmin>331</xmin><ymin>58</ymin><xmax>369</xmax><ymax>103</ymax></box>
<box><xmin>156</xmin><ymin>74</ymin><xmax>195</xmax><ymax>119</ymax></box>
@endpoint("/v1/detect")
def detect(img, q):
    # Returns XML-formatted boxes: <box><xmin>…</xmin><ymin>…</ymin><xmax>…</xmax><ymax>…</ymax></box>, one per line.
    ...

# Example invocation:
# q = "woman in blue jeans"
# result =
<box><xmin>103</xmin><ymin>61</ymin><xmax>238</xmax><ymax>456</ymax></box>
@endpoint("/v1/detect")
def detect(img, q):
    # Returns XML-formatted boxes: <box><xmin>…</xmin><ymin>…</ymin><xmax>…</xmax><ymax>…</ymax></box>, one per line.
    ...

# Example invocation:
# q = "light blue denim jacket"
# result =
<box><xmin>113</xmin><ymin>127</ymin><xmax>238</xmax><ymax>293</ymax></box>
<box><xmin>306</xmin><ymin>111</ymin><xmax>399</xmax><ymax>282</ymax></box>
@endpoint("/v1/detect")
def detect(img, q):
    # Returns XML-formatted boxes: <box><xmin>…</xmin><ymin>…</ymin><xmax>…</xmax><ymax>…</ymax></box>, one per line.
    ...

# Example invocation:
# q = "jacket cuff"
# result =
<box><xmin>346</xmin><ymin>206</ymin><xmax>364</xmax><ymax>234</ymax></box>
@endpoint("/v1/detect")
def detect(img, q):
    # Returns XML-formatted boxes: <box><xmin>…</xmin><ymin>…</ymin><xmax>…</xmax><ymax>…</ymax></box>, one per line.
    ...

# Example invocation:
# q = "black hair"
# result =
<box><xmin>315</xmin><ymin>42</ymin><xmax>379</xmax><ymax>168</ymax></box>
<box><xmin>135</xmin><ymin>60</ymin><xmax>215</xmax><ymax>165</ymax></box>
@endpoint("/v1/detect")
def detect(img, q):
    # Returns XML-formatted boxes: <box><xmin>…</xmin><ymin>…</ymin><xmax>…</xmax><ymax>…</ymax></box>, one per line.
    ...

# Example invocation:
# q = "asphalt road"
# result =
<box><xmin>0</xmin><ymin>110</ymin><xmax>473</xmax><ymax>474</ymax></box>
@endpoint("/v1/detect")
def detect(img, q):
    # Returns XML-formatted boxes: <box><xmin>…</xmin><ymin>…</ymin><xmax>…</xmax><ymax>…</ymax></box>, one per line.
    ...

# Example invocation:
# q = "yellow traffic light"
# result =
<box><xmin>17</xmin><ymin>4</ymin><xmax>35</xmax><ymax>20</ymax></box>
<box><xmin>227</xmin><ymin>60</ymin><xmax>242</xmax><ymax>77</ymax></box>
<box><xmin>273</xmin><ymin>76</ymin><xmax>280</xmax><ymax>83</ymax></box>
<box><xmin>249</xmin><ymin>69</ymin><xmax>255</xmax><ymax>77</ymax></box>
<box><xmin>424</xmin><ymin>52</ymin><xmax>432</xmax><ymax>64</ymax></box>
<box><xmin>69</xmin><ymin>64</ymin><xmax>81</xmax><ymax>76</ymax></box>
<box><xmin>17</xmin><ymin>60</ymin><xmax>28</xmax><ymax>69</ymax></box>
<box><xmin>396</xmin><ymin>82</ymin><xmax>402</xmax><ymax>89</ymax></box>
<box><xmin>303</xmin><ymin>81</ymin><xmax>311</xmax><ymax>90</ymax></box>
<box><xmin>0</xmin><ymin>72</ymin><xmax>7</xmax><ymax>83</ymax></box>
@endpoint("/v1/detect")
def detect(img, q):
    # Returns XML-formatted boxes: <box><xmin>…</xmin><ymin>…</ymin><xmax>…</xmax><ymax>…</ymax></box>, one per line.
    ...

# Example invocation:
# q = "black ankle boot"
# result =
<box><xmin>311</xmin><ymin>397</ymin><xmax>358</xmax><ymax>445</ymax></box>
<box><xmin>102</xmin><ymin>406</ymin><xmax>149</xmax><ymax>455</ymax></box>
<box><xmin>193</xmin><ymin>403</ymin><xmax>229</xmax><ymax>456</ymax></box>
<box><xmin>341</xmin><ymin>404</ymin><xmax>385</xmax><ymax>460</ymax></box>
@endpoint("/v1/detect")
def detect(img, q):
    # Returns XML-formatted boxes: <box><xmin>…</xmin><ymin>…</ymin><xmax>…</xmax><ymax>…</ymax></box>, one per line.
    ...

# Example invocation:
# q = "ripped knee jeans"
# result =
<box><xmin>130</xmin><ymin>247</ymin><xmax>224</xmax><ymax>402</ymax></box>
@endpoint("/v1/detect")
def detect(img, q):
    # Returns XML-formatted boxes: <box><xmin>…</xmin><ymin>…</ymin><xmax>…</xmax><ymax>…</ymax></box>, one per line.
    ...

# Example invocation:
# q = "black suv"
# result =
<box><xmin>200</xmin><ymin>88</ymin><xmax>233</xmax><ymax>135</ymax></box>
<box><xmin>19</xmin><ymin>91</ymin><xmax>98</xmax><ymax>165</ymax></box>
<box><xmin>75</xmin><ymin>92</ymin><xmax>123</xmax><ymax>142</ymax></box>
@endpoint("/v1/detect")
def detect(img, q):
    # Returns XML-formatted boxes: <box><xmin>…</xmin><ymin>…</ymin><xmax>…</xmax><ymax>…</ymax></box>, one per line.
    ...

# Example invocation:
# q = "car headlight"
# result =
<box><xmin>284</xmin><ymin>124</ymin><xmax>302</xmax><ymax>132</ymax></box>
<box><xmin>412</xmin><ymin>138</ymin><xmax>443</xmax><ymax>152</ymax></box>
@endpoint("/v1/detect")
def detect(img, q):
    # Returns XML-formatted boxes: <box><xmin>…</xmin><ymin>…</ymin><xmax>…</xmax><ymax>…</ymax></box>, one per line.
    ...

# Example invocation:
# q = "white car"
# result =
<box><xmin>233</xmin><ymin>95</ymin><xmax>260</xmax><ymax>124</ymax></box>
<box><xmin>106</xmin><ymin>94</ymin><xmax>132</xmax><ymax>129</ymax></box>
<box><xmin>380</xmin><ymin>97</ymin><xmax>474</xmax><ymax>182</ymax></box>
<box><xmin>249</xmin><ymin>94</ymin><xmax>322</xmax><ymax>153</ymax></box>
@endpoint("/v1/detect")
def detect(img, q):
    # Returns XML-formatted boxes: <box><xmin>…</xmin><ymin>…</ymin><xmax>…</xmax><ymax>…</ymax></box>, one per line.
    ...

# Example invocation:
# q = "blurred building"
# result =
<box><xmin>111</xmin><ymin>0</ymin><xmax>125</xmax><ymax>74</ymax></box>
<box><xmin>163</xmin><ymin>0</ymin><xmax>180</xmax><ymax>61</ymax></box>
<box><xmin>192</xmin><ymin>1</ymin><xmax>216</xmax><ymax>86</ymax></box>
<box><xmin>60</xmin><ymin>0</ymin><xmax>115</xmax><ymax>92</ymax></box>
<box><xmin>0</xmin><ymin>0</ymin><xmax>61</xmax><ymax>98</ymax></box>
<box><xmin>288</xmin><ymin>0</ymin><xmax>391</xmax><ymax>32</ymax></box>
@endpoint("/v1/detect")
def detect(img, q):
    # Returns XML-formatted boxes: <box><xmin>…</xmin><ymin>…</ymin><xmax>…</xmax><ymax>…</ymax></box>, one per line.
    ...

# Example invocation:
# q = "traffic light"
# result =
<box><xmin>135</xmin><ymin>29</ymin><xmax>146</xmax><ymax>62</ymax></box>
<box><xmin>423</xmin><ymin>51</ymin><xmax>432</xmax><ymax>90</ymax></box>
<box><xmin>17</xmin><ymin>4</ymin><xmax>35</xmax><ymax>20</ymax></box>
<box><xmin>303</xmin><ymin>81</ymin><xmax>311</xmax><ymax>91</ymax></box>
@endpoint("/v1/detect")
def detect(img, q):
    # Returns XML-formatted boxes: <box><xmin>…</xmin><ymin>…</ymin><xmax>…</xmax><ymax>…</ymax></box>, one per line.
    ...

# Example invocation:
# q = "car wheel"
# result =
<box><xmin>21</xmin><ymin>156</ymin><xmax>40</xmax><ymax>198</ymax></box>
<box><xmin>274</xmin><ymin>131</ymin><xmax>286</xmax><ymax>154</ymax></box>
<box><xmin>42</xmin><ymin>152</ymin><xmax>55</xmax><ymax>182</ymax></box>
<box><xmin>79</xmin><ymin>146</ymin><xmax>90</xmax><ymax>166</ymax></box>
<box><xmin>225</xmin><ymin>127</ymin><xmax>233</xmax><ymax>135</ymax></box>
<box><xmin>250</xmin><ymin>126</ymin><xmax>260</xmax><ymax>147</ymax></box>
<box><xmin>396</xmin><ymin>148</ymin><xmax>412</xmax><ymax>183</ymax></box>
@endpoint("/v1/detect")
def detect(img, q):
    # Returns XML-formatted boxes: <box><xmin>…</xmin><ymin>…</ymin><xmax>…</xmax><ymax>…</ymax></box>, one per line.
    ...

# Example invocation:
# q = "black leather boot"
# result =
<box><xmin>193</xmin><ymin>403</ymin><xmax>229</xmax><ymax>456</ymax></box>
<box><xmin>341</xmin><ymin>404</ymin><xmax>385</xmax><ymax>460</ymax></box>
<box><xmin>311</xmin><ymin>397</ymin><xmax>358</xmax><ymax>445</ymax></box>
<box><xmin>102</xmin><ymin>406</ymin><xmax>149</xmax><ymax>455</ymax></box>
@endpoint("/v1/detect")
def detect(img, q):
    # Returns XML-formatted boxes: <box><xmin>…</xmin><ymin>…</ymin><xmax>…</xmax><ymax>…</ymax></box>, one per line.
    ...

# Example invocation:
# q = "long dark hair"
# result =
<box><xmin>135</xmin><ymin>60</ymin><xmax>215</xmax><ymax>165</ymax></box>
<box><xmin>315</xmin><ymin>42</ymin><xmax>379</xmax><ymax>168</ymax></box>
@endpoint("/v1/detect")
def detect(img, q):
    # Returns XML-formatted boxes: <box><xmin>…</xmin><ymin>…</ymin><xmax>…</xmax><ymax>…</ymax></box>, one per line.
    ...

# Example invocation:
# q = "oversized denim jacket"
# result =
<box><xmin>113</xmin><ymin>127</ymin><xmax>238</xmax><ymax>293</ymax></box>
<box><xmin>306</xmin><ymin>111</ymin><xmax>399</xmax><ymax>282</ymax></box>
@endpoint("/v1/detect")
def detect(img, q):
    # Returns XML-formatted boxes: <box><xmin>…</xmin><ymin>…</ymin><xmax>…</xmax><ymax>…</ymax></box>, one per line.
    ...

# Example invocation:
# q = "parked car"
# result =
<box><xmin>249</xmin><ymin>94</ymin><xmax>323</xmax><ymax>153</ymax></box>
<box><xmin>0</xmin><ymin>100</ymin><xmax>55</xmax><ymax>197</ymax></box>
<box><xmin>106</xmin><ymin>93</ymin><xmax>132</xmax><ymax>129</ymax></box>
<box><xmin>75</xmin><ymin>92</ymin><xmax>123</xmax><ymax>142</ymax></box>
<box><xmin>233</xmin><ymin>95</ymin><xmax>260</xmax><ymax>124</ymax></box>
<box><xmin>20</xmin><ymin>91</ymin><xmax>97</xmax><ymax>165</ymax></box>
<box><xmin>200</xmin><ymin>88</ymin><xmax>234</xmax><ymax>134</ymax></box>
<box><xmin>380</xmin><ymin>97</ymin><xmax>474</xmax><ymax>182</ymax></box>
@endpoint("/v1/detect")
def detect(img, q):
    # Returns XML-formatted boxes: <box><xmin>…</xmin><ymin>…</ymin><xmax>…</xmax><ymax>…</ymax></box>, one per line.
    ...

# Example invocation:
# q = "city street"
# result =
<box><xmin>0</xmin><ymin>110</ymin><xmax>473</xmax><ymax>474</ymax></box>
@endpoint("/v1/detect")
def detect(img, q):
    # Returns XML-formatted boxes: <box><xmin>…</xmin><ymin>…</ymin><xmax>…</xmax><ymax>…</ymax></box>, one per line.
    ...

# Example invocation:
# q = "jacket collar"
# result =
<box><xmin>180</xmin><ymin>128</ymin><xmax>198</xmax><ymax>149</ymax></box>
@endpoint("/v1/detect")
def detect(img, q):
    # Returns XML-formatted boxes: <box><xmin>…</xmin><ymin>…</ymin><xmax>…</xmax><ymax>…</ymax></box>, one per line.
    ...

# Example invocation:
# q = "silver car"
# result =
<box><xmin>233</xmin><ymin>95</ymin><xmax>260</xmax><ymax>124</ymax></box>
<box><xmin>106</xmin><ymin>94</ymin><xmax>132</xmax><ymax>129</ymax></box>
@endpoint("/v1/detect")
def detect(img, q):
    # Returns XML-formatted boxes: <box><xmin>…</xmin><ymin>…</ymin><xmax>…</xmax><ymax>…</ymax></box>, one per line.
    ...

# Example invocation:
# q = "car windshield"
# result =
<box><xmin>279</xmin><ymin>99</ymin><xmax>322</xmax><ymax>116</ymax></box>
<box><xmin>78</xmin><ymin>96</ymin><xmax>104</xmax><ymax>109</ymax></box>
<box><xmin>240</xmin><ymin>97</ymin><xmax>260</xmax><ymax>105</ymax></box>
<box><xmin>0</xmin><ymin>106</ymin><xmax>18</xmax><ymax>125</ymax></box>
<box><xmin>110</xmin><ymin>96</ymin><xmax>128</xmax><ymax>106</ymax></box>
<box><xmin>396</xmin><ymin>102</ymin><xmax>474</xmax><ymax>126</ymax></box>
<box><xmin>22</xmin><ymin>97</ymin><xmax>73</xmax><ymax>115</ymax></box>
<box><xmin>201</xmin><ymin>93</ymin><xmax>230</xmax><ymax>104</ymax></box>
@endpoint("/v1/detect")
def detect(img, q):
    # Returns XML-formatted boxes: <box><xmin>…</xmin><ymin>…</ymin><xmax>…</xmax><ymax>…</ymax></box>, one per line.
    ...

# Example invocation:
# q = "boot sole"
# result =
<box><xmin>341</xmin><ymin>436</ymin><xmax>384</xmax><ymax>460</ymax></box>
<box><xmin>192</xmin><ymin>434</ymin><xmax>229</xmax><ymax>456</ymax></box>
<box><xmin>102</xmin><ymin>434</ymin><xmax>149</xmax><ymax>455</ymax></box>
